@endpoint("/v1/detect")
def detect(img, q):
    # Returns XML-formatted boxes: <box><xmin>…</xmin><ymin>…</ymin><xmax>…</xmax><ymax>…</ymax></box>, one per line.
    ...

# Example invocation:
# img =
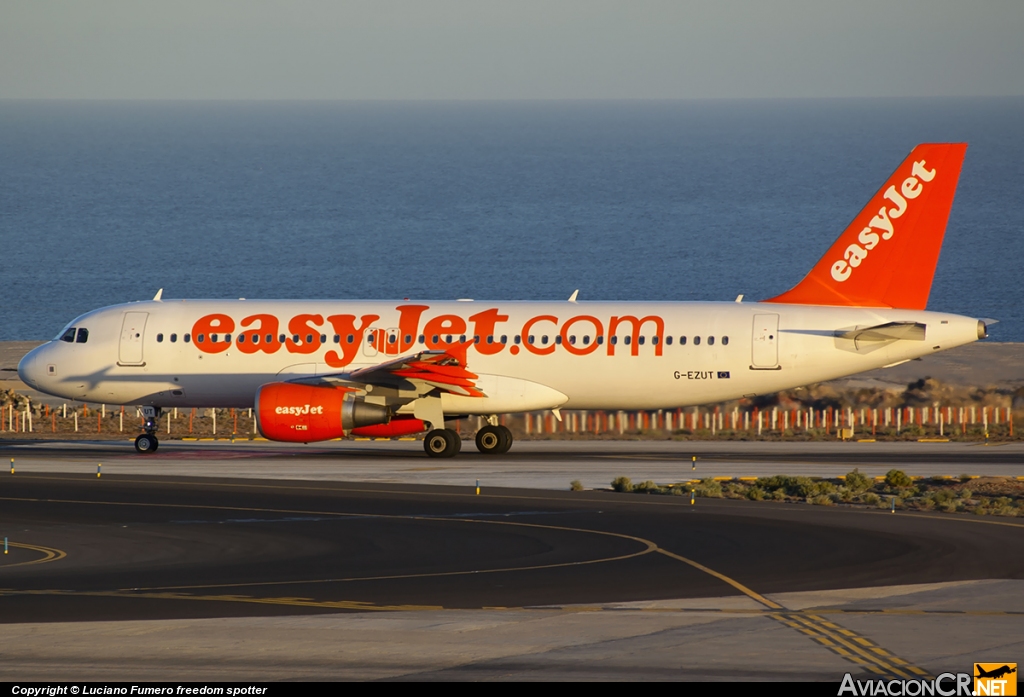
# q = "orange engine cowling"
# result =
<box><xmin>255</xmin><ymin>382</ymin><xmax>391</xmax><ymax>443</ymax></box>
<box><xmin>350</xmin><ymin>416</ymin><xmax>427</xmax><ymax>438</ymax></box>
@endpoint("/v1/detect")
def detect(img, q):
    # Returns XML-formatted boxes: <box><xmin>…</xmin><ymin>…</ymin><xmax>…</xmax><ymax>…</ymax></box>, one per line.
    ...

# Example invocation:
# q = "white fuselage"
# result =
<box><xmin>18</xmin><ymin>298</ymin><xmax>982</xmax><ymax>414</ymax></box>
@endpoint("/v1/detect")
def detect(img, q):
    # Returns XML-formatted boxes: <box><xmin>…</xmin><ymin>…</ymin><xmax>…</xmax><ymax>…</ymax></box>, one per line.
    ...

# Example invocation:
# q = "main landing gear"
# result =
<box><xmin>134</xmin><ymin>406</ymin><xmax>161</xmax><ymax>454</ymax></box>
<box><xmin>423</xmin><ymin>428</ymin><xmax>462</xmax><ymax>458</ymax></box>
<box><xmin>422</xmin><ymin>420</ymin><xmax>514</xmax><ymax>458</ymax></box>
<box><xmin>475</xmin><ymin>424</ymin><xmax>513</xmax><ymax>455</ymax></box>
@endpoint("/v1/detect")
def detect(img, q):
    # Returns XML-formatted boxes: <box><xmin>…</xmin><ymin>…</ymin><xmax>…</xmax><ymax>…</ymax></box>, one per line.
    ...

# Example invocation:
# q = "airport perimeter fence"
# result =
<box><xmin>0</xmin><ymin>401</ymin><xmax>1018</xmax><ymax>441</ymax></box>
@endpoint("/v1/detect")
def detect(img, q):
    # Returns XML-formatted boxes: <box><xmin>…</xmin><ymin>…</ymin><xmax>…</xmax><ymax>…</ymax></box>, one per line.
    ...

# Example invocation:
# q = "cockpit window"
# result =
<box><xmin>60</xmin><ymin>328</ymin><xmax>76</xmax><ymax>343</ymax></box>
<box><xmin>76</xmin><ymin>328</ymin><xmax>89</xmax><ymax>343</ymax></box>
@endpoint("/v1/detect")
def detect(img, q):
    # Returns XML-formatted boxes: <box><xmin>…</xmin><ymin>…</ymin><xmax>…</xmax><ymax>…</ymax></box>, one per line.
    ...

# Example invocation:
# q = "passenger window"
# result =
<box><xmin>333</xmin><ymin>335</ymin><xmax>340</xmax><ymax>344</ymax></box>
<box><xmin>514</xmin><ymin>335</ymin><xmax>521</xmax><ymax>345</ymax></box>
<box><xmin>184</xmin><ymin>333</ymin><xmax>191</xmax><ymax>343</ymax></box>
<box><xmin>722</xmin><ymin>336</ymin><xmax>729</xmax><ymax>345</ymax></box>
<box><xmin>224</xmin><ymin>334</ymin><xmax>231</xmax><ymax>343</ymax></box>
<box><xmin>446</xmin><ymin>334</ymin><xmax>453</xmax><ymax>344</ymax></box>
<box><xmin>679</xmin><ymin>336</ymin><xmax>687</xmax><ymax>345</ymax></box>
<box><xmin>266</xmin><ymin>334</ymin><xmax>273</xmax><ymax>344</ymax></box>
<box><xmin>237</xmin><ymin>334</ymin><xmax>245</xmax><ymax>343</ymax></box>
<box><xmin>170</xmin><ymin>334</ymin><xmax>177</xmax><ymax>343</ymax></box>
<box><xmin>474</xmin><ymin>335</ymin><xmax>480</xmax><ymax>344</ymax></box>
<box><xmin>708</xmin><ymin>336</ymin><xmax>715</xmax><ymax>346</ymax></box>
<box><xmin>279</xmin><ymin>334</ymin><xmax>286</xmax><ymax>343</ymax></box>
<box><xmin>582</xmin><ymin>336</ymin><xmax>590</xmax><ymax>345</ymax></box>
<box><xmin>405</xmin><ymin>334</ymin><xmax>412</xmax><ymax>344</ymax></box>
<box><xmin>638</xmin><ymin>336</ymin><xmax>645</xmax><ymax>345</ymax></box>
<box><xmin>460</xmin><ymin>335</ymin><xmax>466</xmax><ymax>343</ymax></box>
<box><xmin>666</xmin><ymin>336</ymin><xmax>673</xmax><ymax>345</ymax></box>
<box><xmin>432</xmin><ymin>334</ymin><xmax>439</xmax><ymax>343</ymax></box>
<box><xmin>367</xmin><ymin>335</ymin><xmax>374</xmax><ymax>344</ymax></box>
<box><xmin>611</xmin><ymin>336</ymin><xmax>618</xmax><ymax>345</ymax></box>
<box><xmin>652</xmin><ymin>336</ymin><xmax>659</xmax><ymax>345</ymax></box>
<box><xmin>320</xmin><ymin>334</ymin><xmax>327</xmax><ymax>344</ymax></box>
<box><xmin>347</xmin><ymin>334</ymin><xmax>354</xmax><ymax>344</ymax></box>
<box><xmin>486</xmin><ymin>335</ymin><xmax>494</xmax><ymax>344</ymax></box>
<box><xmin>694</xmin><ymin>336</ymin><xmax>701</xmax><ymax>345</ymax></box>
<box><xmin>568</xmin><ymin>335</ymin><xmax>576</xmax><ymax>345</ymax></box>
<box><xmin>156</xmin><ymin>333</ymin><xmax>164</xmax><ymax>343</ymax></box>
<box><xmin>211</xmin><ymin>334</ymin><xmax>219</xmax><ymax>343</ymax></box>
<box><xmin>387</xmin><ymin>334</ymin><xmax>396</xmax><ymax>344</ymax></box>
<box><xmin>293</xmin><ymin>335</ymin><xmax>301</xmax><ymax>343</ymax></box>
<box><xmin>60</xmin><ymin>328</ymin><xmax>76</xmax><ymax>343</ymax></box>
<box><xmin>76</xmin><ymin>328</ymin><xmax>89</xmax><ymax>343</ymax></box>
<box><xmin>597</xmin><ymin>336</ymin><xmax>604</xmax><ymax>345</ymax></box>
<box><xmin>624</xmin><ymin>336</ymin><xmax>631</xmax><ymax>345</ymax></box>
<box><xmin>542</xmin><ymin>335</ymin><xmax>549</xmax><ymax>345</ymax></box>
<box><xmin>554</xmin><ymin>336</ymin><xmax>561</xmax><ymax>345</ymax></box>
<box><xmin>306</xmin><ymin>334</ymin><xmax>313</xmax><ymax>344</ymax></box>
<box><xmin>197</xmin><ymin>334</ymin><xmax>205</xmax><ymax>343</ymax></box>
<box><xmin>500</xmin><ymin>335</ymin><xmax>507</xmax><ymax>344</ymax></box>
<box><xmin>418</xmin><ymin>335</ymin><xmax>425</xmax><ymax>344</ymax></box>
<box><xmin>528</xmin><ymin>335</ymin><xmax>535</xmax><ymax>344</ymax></box>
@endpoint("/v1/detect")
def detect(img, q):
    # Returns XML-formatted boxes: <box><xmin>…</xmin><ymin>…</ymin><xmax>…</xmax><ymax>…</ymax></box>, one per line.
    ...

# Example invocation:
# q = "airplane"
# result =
<box><xmin>17</xmin><ymin>143</ymin><xmax>987</xmax><ymax>458</ymax></box>
<box><xmin>975</xmin><ymin>665</ymin><xmax>1016</xmax><ymax>680</ymax></box>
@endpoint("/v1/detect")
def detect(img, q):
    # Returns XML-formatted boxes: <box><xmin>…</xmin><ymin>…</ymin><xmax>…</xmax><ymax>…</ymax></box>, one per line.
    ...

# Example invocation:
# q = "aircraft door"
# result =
<box><xmin>751</xmin><ymin>314</ymin><xmax>780</xmax><ymax>369</ymax></box>
<box><xmin>119</xmin><ymin>312</ymin><xmax>148</xmax><ymax>366</ymax></box>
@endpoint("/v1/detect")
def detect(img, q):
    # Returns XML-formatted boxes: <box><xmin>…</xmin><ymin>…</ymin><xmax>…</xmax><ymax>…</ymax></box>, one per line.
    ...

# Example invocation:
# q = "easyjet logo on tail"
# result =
<box><xmin>831</xmin><ymin>159</ymin><xmax>936</xmax><ymax>282</ymax></box>
<box><xmin>767</xmin><ymin>143</ymin><xmax>966</xmax><ymax>311</ymax></box>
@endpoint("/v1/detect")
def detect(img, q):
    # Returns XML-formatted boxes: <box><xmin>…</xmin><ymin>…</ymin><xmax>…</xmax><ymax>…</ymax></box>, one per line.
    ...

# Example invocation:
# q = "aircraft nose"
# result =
<box><xmin>17</xmin><ymin>344</ymin><xmax>47</xmax><ymax>390</ymax></box>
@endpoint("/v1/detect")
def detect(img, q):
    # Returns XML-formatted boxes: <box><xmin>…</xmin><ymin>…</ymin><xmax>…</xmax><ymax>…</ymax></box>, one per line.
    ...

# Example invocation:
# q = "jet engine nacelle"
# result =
<box><xmin>255</xmin><ymin>382</ymin><xmax>390</xmax><ymax>442</ymax></box>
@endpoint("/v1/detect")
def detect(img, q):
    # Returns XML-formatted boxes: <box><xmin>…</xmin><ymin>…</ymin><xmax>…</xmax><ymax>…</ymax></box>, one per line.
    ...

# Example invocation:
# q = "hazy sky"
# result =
<box><xmin>2</xmin><ymin>1</ymin><xmax>1022</xmax><ymax>100</ymax></box>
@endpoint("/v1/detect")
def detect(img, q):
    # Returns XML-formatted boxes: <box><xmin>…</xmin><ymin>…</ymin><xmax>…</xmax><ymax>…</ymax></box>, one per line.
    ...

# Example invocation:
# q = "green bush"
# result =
<box><xmin>844</xmin><ymin>468</ymin><xmax>872</xmax><ymax>492</ymax></box>
<box><xmin>746</xmin><ymin>487</ymin><xmax>765</xmax><ymax>501</ymax></box>
<box><xmin>755</xmin><ymin>475</ymin><xmax>824</xmax><ymax>498</ymax></box>
<box><xmin>634</xmin><ymin>480</ymin><xmax>661</xmax><ymax>494</ymax></box>
<box><xmin>862</xmin><ymin>492</ymin><xmax>881</xmax><ymax>506</ymax></box>
<box><xmin>885</xmin><ymin>469</ymin><xmax>913</xmax><ymax>488</ymax></box>
<box><xmin>694</xmin><ymin>478</ymin><xmax>723</xmax><ymax>498</ymax></box>
<box><xmin>570</xmin><ymin>479</ymin><xmax>584</xmax><ymax>492</ymax></box>
<box><xmin>611</xmin><ymin>476</ymin><xmax>633</xmax><ymax>493</ymax></box>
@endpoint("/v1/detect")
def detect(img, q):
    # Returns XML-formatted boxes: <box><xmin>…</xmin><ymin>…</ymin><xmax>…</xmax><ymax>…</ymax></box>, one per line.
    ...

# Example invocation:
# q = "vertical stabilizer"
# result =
<box><xmin>766</xmin><ymin>143</ymin><xmax>966</xmax><ymax>310</ymax></box>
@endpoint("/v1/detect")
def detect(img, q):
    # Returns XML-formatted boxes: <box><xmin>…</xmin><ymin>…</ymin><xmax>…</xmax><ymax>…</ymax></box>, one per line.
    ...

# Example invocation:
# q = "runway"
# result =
<box><xmin>3</xmin><ymin>438</ymin><xmax>1024</xmax><ymax>491</ymax></box>
<box><xmin>1</xmin><ymin>441</ymin><xmax>1022</xmax><ymax>680</ymax></box>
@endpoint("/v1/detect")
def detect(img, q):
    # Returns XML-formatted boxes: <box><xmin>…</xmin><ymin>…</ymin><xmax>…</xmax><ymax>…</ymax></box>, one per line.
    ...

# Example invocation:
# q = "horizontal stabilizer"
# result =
<box><xmin>836</xmin><ymin>321</ymin><xmax>926</xmax><ymax>343</ymax></box>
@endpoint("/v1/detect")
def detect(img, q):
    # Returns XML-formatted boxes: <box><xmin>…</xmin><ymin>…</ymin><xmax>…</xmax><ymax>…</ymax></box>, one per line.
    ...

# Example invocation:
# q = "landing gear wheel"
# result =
<box><xmin>134</xmin><ymin>434</ymin><xmax>159</xmax><ymax>454</ymax></box>
<box><xmin>445</xmin><ymin>428</ymin><xmax>462</xmax><ymax>455</ymax></box>
<box><xmin>475</xmin><ymin>425</ymin><xmax>507</xmax><ymax>455</ymax></box>
<box><xmin>424</xmin><ymin>429</ymin><xmax>460</xmax><ymax>458</ymax></box>
<box><xmin>496</xmin><ymin>425</ymin><xmax>513</xmax><ymax>454</ymax></box>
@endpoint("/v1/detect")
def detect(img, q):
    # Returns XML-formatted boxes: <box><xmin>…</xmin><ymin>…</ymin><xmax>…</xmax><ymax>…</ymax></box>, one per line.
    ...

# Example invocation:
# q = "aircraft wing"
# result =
<box><xmin>318</xmin><ymin>350</ymin><xmax>486</xmax><ymax>398</ymax></box>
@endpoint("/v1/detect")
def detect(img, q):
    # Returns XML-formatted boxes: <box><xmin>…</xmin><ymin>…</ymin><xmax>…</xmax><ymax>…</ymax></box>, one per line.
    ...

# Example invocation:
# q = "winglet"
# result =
<box><xmin>766</xmin><ymin>143</ymin><xmax>967</xmax><ymax>310</ymax></box>
<box><xmin>153</xmin><ymin>288</ymin><xmax>163</xmax><ymax>301</ymax></box>
<box><xmin>568</xmin><ymin>289</ymin><xmax>579</xmax><ymax>303</ymax></box>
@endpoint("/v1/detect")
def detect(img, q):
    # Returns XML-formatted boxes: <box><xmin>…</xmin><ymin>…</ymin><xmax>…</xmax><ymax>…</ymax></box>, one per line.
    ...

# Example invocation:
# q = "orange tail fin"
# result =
<box><xmin>766</xmin><ymin>143</ymin><xmax>967</xmax><ymax>310</ymax></box>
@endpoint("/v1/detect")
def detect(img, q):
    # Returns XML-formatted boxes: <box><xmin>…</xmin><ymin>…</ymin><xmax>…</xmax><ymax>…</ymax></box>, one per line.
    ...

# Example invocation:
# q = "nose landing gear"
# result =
<box><xmin>134</xmin><ymin>406</ymin><xmax>162</xmax><ymax>454</ymax></box>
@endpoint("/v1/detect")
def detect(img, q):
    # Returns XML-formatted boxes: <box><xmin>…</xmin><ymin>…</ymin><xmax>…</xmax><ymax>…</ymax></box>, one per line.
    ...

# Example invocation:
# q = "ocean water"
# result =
<box><xmin>1</xmin><ymin>98</ymin><xmax>1022</xmax><ymax>341</ymax></box>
